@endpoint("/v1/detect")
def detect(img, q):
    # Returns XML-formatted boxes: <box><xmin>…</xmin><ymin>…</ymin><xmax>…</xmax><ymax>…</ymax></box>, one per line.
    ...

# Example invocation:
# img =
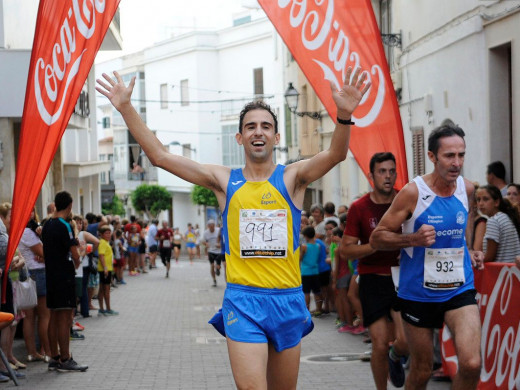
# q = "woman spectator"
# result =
<box><xmin>470</xmin><ymin>184</ymin><xmax>488</xmax><ymax>252</ymax></box>
<box><xmin>73</xmin><ymin>215</ymin><xmax>99</xmax><ymax>317</ymax></box>
<box><xmin>506</xmin><ymin>183</ymin><xmax>520</xmax><ymax>207</ymax></box>
<box><xmin>19</xmin><ymin>208</ymin><xmax>51</xmax><ymax>363</ymax></box>
<box><xmin>0</xmin><ymin>202</ymin><xmax>26</xmax><ymax>377</ymax></box>
<box><xmin>476</xmin><ymin>185</ymin><xmax>520</xmax><ymax>262</ymax></box>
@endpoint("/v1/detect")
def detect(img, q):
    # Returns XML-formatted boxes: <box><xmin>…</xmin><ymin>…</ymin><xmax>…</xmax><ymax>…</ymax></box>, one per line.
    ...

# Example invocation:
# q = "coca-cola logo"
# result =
<box><xmin>479</xmin><ymin>266</ymin><xmax>520</xmax><ymax>389</ymax></box>
<box><xmin>278</xmin><ymin>0</ymin><xmax>385</xmax><ymax>127</ymax></box>
<box><xmin>34</xmin><ymin>0</ymin><xmax>106</xmax><ymax>125</ymax></box>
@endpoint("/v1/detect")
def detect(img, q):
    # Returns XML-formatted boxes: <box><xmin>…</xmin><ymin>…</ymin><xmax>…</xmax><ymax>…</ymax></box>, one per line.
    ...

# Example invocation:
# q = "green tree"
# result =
<box><xmin>130</xmin><ymin>184</ymin><xmax>172</xmax><ymax>219</ymax></box>
<box><xmin>191</xmin><ymin>185</ymin><xmax>219</xmax><ymax>207</ymax></box>
<box><xmin>102</xmin><ymin>194</ymin><xmax>125</xmax><ymax>216</ymax></box>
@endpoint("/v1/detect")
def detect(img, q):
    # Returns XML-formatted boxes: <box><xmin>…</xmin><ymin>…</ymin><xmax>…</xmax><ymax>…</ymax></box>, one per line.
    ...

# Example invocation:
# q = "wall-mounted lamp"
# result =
<box><xmin>284</xmin><ymin>83</ymin><xmax>322</xmax><ymax>120</ymax></box>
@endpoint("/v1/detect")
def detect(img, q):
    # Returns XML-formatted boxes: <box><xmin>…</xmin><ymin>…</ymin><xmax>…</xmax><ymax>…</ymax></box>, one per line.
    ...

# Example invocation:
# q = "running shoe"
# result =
<box><xmin>57</xmin><ymin>357</ymin><xmax>88</xmax><ymax>373</ymax></box>
<box><xmin>98</xmin><ymin>309</ymin><xmax>107</xmax><ymax>317</ymax></box>
<box><xmin>105</xmin><ymin>309</ymin><xmax>119</xmax><ymax>316</ymax></box>
<box><xmin>212</xmin><ymin>280</ymin><xmax>217</xmax><ymax>287</ymax></box>
<box><xmin>0</xmin><ymin>373</ymin><xmax>8</xmax><ymax>382</ymax></box>
<box><xmin>388</xmin><ymin>353</ymin><xmax>405</xmax><ymax>387</ymax></box>
<box><xmin>215</xmin><ymin>267</ymin><xmax>220</xmax><ymax>276</ymax></box>
<box><xmin>118</xmin><ymin>279</ymin><xmax>127</xmax><ymax>285</ymax></box>
<box><xmin>73</xmin><ymin>322</ymin><xmax>85</xmax><ymax>331</ymax></box>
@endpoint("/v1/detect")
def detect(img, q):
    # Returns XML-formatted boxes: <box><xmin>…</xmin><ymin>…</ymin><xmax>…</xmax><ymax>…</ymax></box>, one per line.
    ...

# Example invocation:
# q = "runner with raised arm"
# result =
<box><xmin>97</xmin><ymin>67</ymin><xmax>370</xmax><ymax>389</ymax></box>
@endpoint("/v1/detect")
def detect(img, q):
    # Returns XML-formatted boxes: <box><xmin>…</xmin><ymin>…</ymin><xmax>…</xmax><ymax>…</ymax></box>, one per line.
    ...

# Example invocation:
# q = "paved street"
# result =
<box><xmin>9</xmin><ymin>257</ymin><xmax>451</xmax><ymax>389</ymax></box>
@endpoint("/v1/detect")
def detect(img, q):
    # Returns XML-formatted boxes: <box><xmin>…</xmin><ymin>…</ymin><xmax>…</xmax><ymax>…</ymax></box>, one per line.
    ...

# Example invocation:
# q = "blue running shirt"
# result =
<box><xmin>399</xmin><ymin>176</ymin><xmax>474</xmax><ymax>302</ymax></box>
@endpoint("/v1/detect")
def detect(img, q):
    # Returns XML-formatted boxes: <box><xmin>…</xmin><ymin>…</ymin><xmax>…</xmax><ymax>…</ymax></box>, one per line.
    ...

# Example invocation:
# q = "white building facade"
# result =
<box><xmin>392</xmin><ymin>0</ymin><xmax>520</xmax><ymax>183</ymax></box>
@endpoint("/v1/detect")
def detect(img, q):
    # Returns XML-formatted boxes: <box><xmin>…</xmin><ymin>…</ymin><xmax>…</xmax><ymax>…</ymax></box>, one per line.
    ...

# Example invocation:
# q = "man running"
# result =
<box><xmin>341</xmin><ymin>152</ymin><xmax>408</xmax><ymax>389</ymax></box>
<box><xmin>97</xmin><ymin>66</ymin><xmax>370</xmax><ymax>389</ymax></box>
<box><xmin>202</xmin><ymin>219</ymin><xmax>221</xmax><ymax>287</ymax></box>
<box><xmin>370</xmin><ymin>123</ymin><xmax>484</xmax><ymax>390</ymax></box>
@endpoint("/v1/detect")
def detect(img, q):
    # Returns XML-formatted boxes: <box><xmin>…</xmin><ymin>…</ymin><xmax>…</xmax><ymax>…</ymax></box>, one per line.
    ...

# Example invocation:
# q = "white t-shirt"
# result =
<box><xmin>19</xmin><ymin>228</ymin><xmax>44</xmax><ymax>270</ymax></box>
<box><xmin>484</xmin><ymin>211</ymin><xmax>520</xmax><ymax>263</ymax></box>
<box><xmin>146</xmin><ymin>224</ymin><xmax>158</xmax><ymax>247</ymax></box>
<box><xmin>203</xmin><ymin>228</ymin><xmax>220</xmax><ymax>254</ymax></box>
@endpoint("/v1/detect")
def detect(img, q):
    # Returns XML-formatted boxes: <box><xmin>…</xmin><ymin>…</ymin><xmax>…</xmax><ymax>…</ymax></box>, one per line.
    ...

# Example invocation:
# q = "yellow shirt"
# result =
<box><xmin>98</xmin><ymin>238</ymin><xmax>114</xmax><ymax>272</ymax></box>
<box><xmin>223</xmin><ymin>165</ymin><xmax>301</xmax><ymax>288</ymax></box>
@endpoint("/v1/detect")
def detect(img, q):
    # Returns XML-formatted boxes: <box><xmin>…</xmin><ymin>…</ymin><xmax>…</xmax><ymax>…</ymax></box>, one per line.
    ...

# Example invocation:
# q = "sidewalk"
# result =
<box><xmin>9</xmin><ymin>257</ymin><xmax>451</xmax><ymax>389</ymax></box>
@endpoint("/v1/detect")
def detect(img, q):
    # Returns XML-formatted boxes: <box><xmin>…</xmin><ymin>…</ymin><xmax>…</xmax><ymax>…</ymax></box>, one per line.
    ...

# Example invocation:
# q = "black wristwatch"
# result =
<box><xmin>337</xmin><ymin>117</ymin><xmax>355</xmax><ymax>125</ymax></box>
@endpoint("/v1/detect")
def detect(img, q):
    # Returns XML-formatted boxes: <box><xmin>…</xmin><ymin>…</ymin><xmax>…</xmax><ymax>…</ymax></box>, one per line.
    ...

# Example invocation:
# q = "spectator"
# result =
<box><xmin>113</xmin><ymin>230</ymin><xmax>126</xmax><ymax>284</ymax></box>
<box><xmin>476</xmin><ymin>185</ymin><xmax>520</xmax><ymax>263</ymax></box>
<box><xmin>324</xmin><ymin>201</ymin><xmax>340</xmax><ymax>226</ymax></box>
<box><xmin>486</xmin><ymin>161</ymin><xmax>508</xmax><ymax>197</ymax></box>
<box><xmin>20</xmin><ymin>208</ymin><xmax>51</xmax><ymax>362</ymax></box>
<box><xmin>310</xmin><ymin>203</ymin><xmax>326</xmax><ymax>240</ymax></box>
<box><xmin>506</xmin><ymin>183</ymin><xmax>520</xmax><ymax>207</ymax></box>
<box><xmin>97</xmin><ymin>226</ymin><xmax>118</xmax><ymax>316</ymax></box>
<box><xmin>146</xmin><ymin>219</ymin><xmax>159</xmax><ymax>269</ymax></box>
<box><xmin>300</xmin><ymin>227</ymin><xmax>323</xmax><ymax>314</ymax></box>
<box><xmin>42</xmin><ymin>191</ymin><xmax>87</xmax><ymax>372</ymax></box>
<box><xmin>0</xmin><ymin>202</ymin><xmax>27</xmax><ymax>378</ymax></box>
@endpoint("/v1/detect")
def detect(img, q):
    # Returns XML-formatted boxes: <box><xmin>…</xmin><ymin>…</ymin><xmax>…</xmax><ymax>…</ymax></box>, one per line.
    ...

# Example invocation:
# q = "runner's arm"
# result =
<box><xmin>96</xmin><ymin>72</ymin><xmax>229</xmax><ymax>207</ymax></box>
<box><xmin>285</xmin><ymin>67</ymin><xmax>371</xmax><ymax>194</ymax></box>
<box><xmin>340</xmin><ymin>234</ymin><xmax>376</xmax><ymax>259</ymax></box>
<box><xmin>370</xmin><ymin>183</ymin><xmax>436</xmax><ymax>250</ymax></box>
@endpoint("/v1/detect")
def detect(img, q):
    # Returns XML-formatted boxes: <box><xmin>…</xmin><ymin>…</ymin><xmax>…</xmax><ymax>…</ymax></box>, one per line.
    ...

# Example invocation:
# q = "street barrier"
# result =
<box><xmin>441</xmin><ymin>263</ymin><xmax>520</xmax><ymax>389</ymax></box>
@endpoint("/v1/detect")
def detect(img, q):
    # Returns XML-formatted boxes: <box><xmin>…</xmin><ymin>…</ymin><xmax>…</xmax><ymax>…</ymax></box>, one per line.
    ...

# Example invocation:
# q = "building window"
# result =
<box><xmin>182</xmin><ymin>144</ymin><xmax>193</xmax><ymax>159</ymax></box>
<box><xmin>253</xmin><ymin>68</ymin><xmax>264</xmax><ymax>99</ymax></box>
<box><xmin>412</xmin><ymin>127</ymin><xmax>425</xmax><ymax>177</ymax></box>
<box><xmin>181</xmin><ymin>79</ymin><xmax>189</xmax><ymax>106</ymax></box>
<box><xmin>160</xmin><ymin>83</ymin><xmax>168</xmax><ymax>109</ymax></box>
<box><xmin>285</xmin><ymin>104</ymin><xmax>292</xmax><ymax>147</ymax></box>
<box><xmin>222</xmin><ymin>124</ymin><xmax>245</xmax><ymax>168</ymax></box>
<box><xmin>102</xmin><ymin>116</ymin><xmax>110</xmax><ymax>128</ymax></box>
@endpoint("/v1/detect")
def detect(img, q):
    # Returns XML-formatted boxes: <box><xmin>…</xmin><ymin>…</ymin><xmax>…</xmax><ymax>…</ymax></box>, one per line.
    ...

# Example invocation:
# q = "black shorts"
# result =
<box><xmin>160</xmin><ymin>248</ymin><xmax>172</xmax><ymax>264</ymax></box>
<box><xmin>399</xmin><ymin>289</ymin><xmax>477</xmax><ymax>329</ymax></box>
<box><xmin>149</xmin><ymin>244</ymin><xmax>158</xmax><ymax>253</ymax></box>
<box><xmin>99</xmin><ymin>271</ymin><xmax>113</xmax><ymax>285</ymax></box>
<box><xmin>302</xmin><ymin>275</ymin><xmax>321</xmax><ymax>294</ymax></box>
<box><xmin>318</xmin><ymin>270</ymin><xmax>331</xmax><ymax>287</ymax></box>
<box><xmin>47</xmin><ymin>278</ymin><xmax>76</xmax><ymax>310</ymax></box>
<box><xmin>208</xmin><ymin>252</ymin><xmax>222</xmax><ymax>265</ymax></box>
<box><xmin>173</xmin><ymin>243</ymin><xmax>181</xmax><ymax>250</ymax></box>
<box><xmin>359</xmin><ymin>274</ymin><xmax>399</xmax><ymax>327</ymax></box>
<box><xmin>138</xmin><ymin>242</ymin><xmax>146</xmax><ymax>254</ymax></box>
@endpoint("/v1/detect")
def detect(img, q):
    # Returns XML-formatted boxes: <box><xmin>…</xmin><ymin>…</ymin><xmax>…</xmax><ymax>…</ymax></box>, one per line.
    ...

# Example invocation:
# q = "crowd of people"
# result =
<box><xmin>0</xmin><ymin>192</ymin><xmax>221</xmax><ymax>381</ymax></box>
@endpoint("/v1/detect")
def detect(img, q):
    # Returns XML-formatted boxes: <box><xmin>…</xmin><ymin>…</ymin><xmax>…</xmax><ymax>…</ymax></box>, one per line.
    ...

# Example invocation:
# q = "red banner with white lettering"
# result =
<box><xmin>441</xmin><ymin>263</ymin><xmax>520</xmax><ymax>389</ymax></box>
<box><xmin>4</xmin><ymin>0</ymin><xmax>120</xmax><ymax>300</ymax></box>
<box><xmin>258</xmin><ymin>0</ymin><xmax>408</xmax><ymax>189</ymax></box>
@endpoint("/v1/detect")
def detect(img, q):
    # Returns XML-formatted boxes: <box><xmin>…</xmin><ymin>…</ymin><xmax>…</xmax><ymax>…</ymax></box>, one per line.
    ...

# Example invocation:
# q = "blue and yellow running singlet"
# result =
<box><xmin>222</xmin><ymin>165</ymin><xmax>302</xmax><ymax>289</ymax></box>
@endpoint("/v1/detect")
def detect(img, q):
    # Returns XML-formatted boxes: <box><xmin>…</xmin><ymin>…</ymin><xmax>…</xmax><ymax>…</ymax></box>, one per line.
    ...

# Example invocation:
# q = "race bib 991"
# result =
<box><xmin>239</xmin><ymin>209</ymin><xmax>288</xmax><ymax>258</ymax></box>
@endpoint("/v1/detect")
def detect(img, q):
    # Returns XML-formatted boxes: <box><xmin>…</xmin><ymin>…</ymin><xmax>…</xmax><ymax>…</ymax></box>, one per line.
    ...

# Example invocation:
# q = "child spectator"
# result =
<box><xmin>300</xmin><ymin>226</ymin><xmax>323</xmax><ymax>315</ymax></box>
<box><xmin>97</xmin><ymin>226</ymin><xmax>118</xmax><ymax>316</ymax></box>
<box><xmin>113</xmin><ymin>230</ymin><xmax>126</xmax><ymax>284</ymax></box>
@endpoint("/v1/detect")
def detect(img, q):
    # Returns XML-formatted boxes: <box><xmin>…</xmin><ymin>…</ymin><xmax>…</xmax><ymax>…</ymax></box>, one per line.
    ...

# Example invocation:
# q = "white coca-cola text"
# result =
<box><xmin>480</xmin><ymin>266</ymin><xmax>520</xmax><ymax>389</ymax></box>
<box><xmin>34</xmin><ymin>0</ymin><xmax>106</xmax><ymax>125</ymax></box>
<box><xmin>278</xmin><ymin>0</ymin><xmax>385</xmax><ymax>127</ymax></box>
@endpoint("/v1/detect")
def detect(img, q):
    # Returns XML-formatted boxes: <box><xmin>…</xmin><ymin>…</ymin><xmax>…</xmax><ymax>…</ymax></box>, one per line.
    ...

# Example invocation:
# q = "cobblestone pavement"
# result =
<box><xmin>7</xmin><ymin>257</ymin><xmax>451</xmax><ymax>389</ymax></box>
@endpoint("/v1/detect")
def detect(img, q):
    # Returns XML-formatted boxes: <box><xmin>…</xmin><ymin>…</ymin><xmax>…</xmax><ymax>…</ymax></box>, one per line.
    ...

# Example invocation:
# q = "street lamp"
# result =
<box><xmin>284</xmin><ymin>82</ymin><xmax>322</xmax><ymax>120</ymax></box>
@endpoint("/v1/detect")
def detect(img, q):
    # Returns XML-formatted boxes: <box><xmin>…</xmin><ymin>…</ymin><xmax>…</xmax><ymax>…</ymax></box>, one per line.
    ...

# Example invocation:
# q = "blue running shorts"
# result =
<box><xmin>209</xmin><ymin>283</ymin><xmax>314</xmax><ymax>352</ymax></box>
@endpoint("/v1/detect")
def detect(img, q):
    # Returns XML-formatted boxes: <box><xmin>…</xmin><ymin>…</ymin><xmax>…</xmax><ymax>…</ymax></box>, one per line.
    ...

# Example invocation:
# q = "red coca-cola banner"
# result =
<box><xmin>258</xmin><ymin>0</ymin><xmax>408</xmax><ymax>189</ymax></box>
<box><xmin>441</xmin><ymin>263</ymin><xmax>520</xmax><ymax>389</ymax></box>
<box><xmin>4</xmin><ymin>0</ymin><xmax>120</xmax><ymax>300</ymax></box>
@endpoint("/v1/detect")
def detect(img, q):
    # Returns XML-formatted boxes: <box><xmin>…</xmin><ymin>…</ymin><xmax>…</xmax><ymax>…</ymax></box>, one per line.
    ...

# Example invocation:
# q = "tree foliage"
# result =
<box><xmin>102</xmin><ymin>194</ymin><xmax>125</xmax><ymax>216</ymax></box>
<box><xmin>130</xmin><ymin>184</ymin><xmax>172</xmax><ymax>219</ymax></box>
<box><xmin>191</xmin><ymin>185</ymin><xmax>218</xmax><ymax>207</ymax></box>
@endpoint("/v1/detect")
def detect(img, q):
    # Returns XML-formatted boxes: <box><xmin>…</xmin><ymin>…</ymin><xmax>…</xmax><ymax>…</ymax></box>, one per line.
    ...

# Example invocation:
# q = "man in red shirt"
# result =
<box><xmin>340</xmin><ymin>152</ymin><xmax>408</xmax><ymax>390</ymax></box>
<box><xmin>156</xmin><ymin>221</ymin><xmax>174</xmax><ymax>278</ymax></box>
